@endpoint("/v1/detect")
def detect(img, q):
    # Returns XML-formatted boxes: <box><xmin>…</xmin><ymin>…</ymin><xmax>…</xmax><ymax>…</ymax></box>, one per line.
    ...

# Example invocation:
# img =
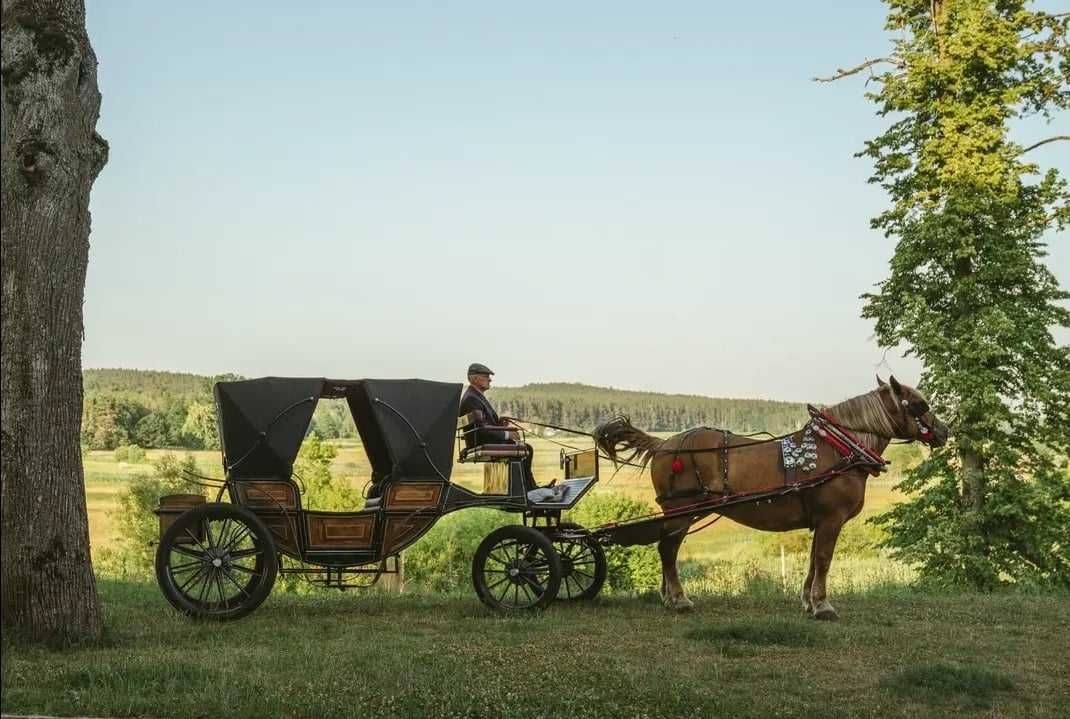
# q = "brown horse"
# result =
<box><xmin>594</xmin><ymin>376</ymin><xmax>948</xmax><ymax>620</ymax></box>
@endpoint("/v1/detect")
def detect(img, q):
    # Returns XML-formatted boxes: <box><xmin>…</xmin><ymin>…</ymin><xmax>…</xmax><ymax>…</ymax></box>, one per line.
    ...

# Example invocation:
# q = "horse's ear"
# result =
<box><xmin>889</xmin><ymin>375</ymin><xmax>904</xmax><ymax>398</ymax></box>
<box><xmin>876</xmin><ymin>374</ymin><xmax>887</xmax><ymax>388</ymax></box>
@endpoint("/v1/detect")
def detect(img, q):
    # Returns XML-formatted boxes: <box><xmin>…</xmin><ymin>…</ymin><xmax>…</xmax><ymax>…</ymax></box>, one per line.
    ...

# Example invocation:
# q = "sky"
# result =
<box><xmin>82</xmin><ymin>1</ymin><xmax>1068</xmax><ymax>403</ymax></box>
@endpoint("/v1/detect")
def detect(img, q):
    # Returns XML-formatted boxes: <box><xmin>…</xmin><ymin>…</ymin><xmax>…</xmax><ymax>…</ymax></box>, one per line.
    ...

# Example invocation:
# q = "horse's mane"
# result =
<box><xmin>824</xmin><ymin>389</ymin><xmax>898</xmax><ymax>451</ymax></box>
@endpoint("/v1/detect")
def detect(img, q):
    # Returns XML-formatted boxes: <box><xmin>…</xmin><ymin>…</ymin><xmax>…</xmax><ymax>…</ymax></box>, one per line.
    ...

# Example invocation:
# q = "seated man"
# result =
<box><xmin>459</xmin><ymin>363</ymin><xmax>535</xmax><ymax>487</ymax></box>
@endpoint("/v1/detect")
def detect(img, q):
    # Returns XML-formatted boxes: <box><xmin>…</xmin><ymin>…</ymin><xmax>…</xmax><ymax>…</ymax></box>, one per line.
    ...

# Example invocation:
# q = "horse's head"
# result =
<box><xmin>876</xmin><ymin>375</ymin><xmax>949</xmax><ymax>447</ymax></box>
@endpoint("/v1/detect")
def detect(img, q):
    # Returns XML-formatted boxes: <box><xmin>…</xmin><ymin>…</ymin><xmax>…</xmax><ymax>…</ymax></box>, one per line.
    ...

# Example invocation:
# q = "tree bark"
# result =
<box><xmin>1</xmin><ymin>0</ymin><xmax>107</xmax><ymax>645</ymax></box>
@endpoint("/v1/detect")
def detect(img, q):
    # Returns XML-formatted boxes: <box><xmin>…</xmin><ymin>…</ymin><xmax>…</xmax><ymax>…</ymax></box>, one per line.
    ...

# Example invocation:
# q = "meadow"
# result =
<box><xmin>6</xmin><ymin>435</ymin><xmax>1062</xmax><ymax>719</ymax></box>
<box><xmin>83</xmin><ymin>433</ymin><xmax>920</xmax><ymax>573</ymax></box>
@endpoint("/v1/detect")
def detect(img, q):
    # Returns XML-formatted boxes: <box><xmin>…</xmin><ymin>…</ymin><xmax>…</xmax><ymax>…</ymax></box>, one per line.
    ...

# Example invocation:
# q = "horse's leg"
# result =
<box><xmin>657</xmin><ymin>523</ymin><xmax>693</xmax><ymax>611</ymax></box>
<box><xmin>801</xmin><ymin>530</ymin><xmax>817</xmax><ymax>613</ymax></box>
<box><xmin>809</xmin><ymin>517</ymin><xmax>845</xmax><ymax>621</ymax></box>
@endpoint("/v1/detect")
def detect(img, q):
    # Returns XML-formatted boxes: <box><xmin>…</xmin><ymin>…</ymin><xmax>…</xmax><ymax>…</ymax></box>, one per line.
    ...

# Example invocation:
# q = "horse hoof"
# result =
<box><xmin>669</xmin><ymin>597</ymin><xmax>694</xmax><ymax>612</ymax></box>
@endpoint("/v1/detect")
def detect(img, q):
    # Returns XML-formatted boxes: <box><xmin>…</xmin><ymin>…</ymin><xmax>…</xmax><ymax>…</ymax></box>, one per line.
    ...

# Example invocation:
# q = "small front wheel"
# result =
<box><xmin>472</xmin><ymin>525</ymin><xmax>561</xmax><ymax>611</ymax></box>
<box><xmin>155</xmin><ymin>503</ymin><xmax>278</xmax><ymax>621</ymax></box>
<box><xmin>545</xmin><ymin>522</ymin><xmax>607</xmax><ymax>601</ymax></box>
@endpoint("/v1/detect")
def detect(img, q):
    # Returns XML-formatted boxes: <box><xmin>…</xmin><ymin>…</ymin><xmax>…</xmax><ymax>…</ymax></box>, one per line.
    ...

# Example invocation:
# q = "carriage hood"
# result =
<box><xmin>213</xmin><ymin>377</ymin><xmax>462</xmax><ymax>481</ymax></box>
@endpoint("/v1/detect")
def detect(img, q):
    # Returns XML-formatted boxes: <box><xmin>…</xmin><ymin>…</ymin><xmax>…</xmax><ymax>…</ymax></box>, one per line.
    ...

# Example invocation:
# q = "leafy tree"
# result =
<box><xmin>181</xmin><ymin>401</ymin><xmax>220</xmax><ymax>450</ymax></box>
<box><xmin>823</xmin><ymin>1</ymin><xmax>1070</xmax><ymax>587</ymax></box>
<box><xmin>133</xmin><ymin>412</ymin><xmax>172</xmax><ymax>448</ymax></box>
<box><xmin>82</xmin><ymin>399</ymin><xmax>129</xmax><ymax>450</ymax></box>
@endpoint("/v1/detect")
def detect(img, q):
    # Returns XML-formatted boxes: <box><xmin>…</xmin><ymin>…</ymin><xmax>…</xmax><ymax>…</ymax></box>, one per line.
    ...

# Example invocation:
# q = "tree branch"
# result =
<box><xmin>1020</xmin><ymin>135</ymin><xmax>1070</xmax><ymax>154</ymax></box>
<box><xmin>812</xmin><ymin>57</ymin><xmax>902</xmax><ymax>83</ymax></box>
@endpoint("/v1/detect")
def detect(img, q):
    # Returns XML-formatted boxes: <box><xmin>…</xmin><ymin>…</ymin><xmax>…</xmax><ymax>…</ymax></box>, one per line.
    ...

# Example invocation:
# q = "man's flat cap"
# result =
<box><xmin>468</xmin><ymin>363</ymin><xmax>494</xmax><ymax>375</ymax></box>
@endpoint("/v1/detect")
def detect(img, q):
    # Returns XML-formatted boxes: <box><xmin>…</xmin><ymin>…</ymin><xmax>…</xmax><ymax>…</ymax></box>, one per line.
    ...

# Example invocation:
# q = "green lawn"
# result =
<box><xmin>3</xmin><ymin>581</ymin><xmax>1067</xmax><ymax>719</ymax></box>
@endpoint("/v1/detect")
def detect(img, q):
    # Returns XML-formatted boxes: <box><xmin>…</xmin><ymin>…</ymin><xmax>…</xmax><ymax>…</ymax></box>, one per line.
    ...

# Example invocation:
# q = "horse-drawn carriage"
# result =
<box><xmin>154</xmin><ymin>374</ymin><xmax>946</xmax><ymax>621</ymax></box>
<box><xmin>153</xmin><ymin>377</ymin><xmax>607</xmax><ymax>620</ymax></box>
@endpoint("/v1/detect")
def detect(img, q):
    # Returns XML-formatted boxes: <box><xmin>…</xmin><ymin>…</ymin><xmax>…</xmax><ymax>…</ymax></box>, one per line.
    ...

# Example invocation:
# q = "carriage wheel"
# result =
<box><xmin>546</xmin><ymin>522</ymin><xmax>607</xmax><ymax>601</ymax></box>
<box><xmin>472</xmin><ymin>525</ymin><xmax>562</xmax><ymax>611</ymax></box>
<box><xmin>155</xmin><ymin>503</ymin><xmax>278</xmax><ymax>621</ymax></box>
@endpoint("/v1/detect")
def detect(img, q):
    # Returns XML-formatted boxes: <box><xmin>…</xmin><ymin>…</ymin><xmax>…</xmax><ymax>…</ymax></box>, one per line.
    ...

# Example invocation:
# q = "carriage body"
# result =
<box><xmin>153</xmin><ymin>376</ymin><xmax>604</xmax><ymax>620</ymax></box>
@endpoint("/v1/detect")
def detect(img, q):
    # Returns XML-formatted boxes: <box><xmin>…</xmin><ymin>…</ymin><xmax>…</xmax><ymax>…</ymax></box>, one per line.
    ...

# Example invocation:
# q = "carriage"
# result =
<box><xmin>153</xmin><ymin>376</ymin><xmax>608</xmax><ymax>620</ymax></box>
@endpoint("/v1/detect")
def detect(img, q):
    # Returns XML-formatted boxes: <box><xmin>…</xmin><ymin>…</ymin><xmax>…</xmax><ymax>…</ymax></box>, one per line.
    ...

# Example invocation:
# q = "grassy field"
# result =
<box><xmin>84</xmin><ymin>434</ymin><xmax>921</xmax><ymax>567</ymax></box>
<box><xmin>3</xmin><ymin>580</ymin><xmax>1067</xmax><ymax>719</ymax></box>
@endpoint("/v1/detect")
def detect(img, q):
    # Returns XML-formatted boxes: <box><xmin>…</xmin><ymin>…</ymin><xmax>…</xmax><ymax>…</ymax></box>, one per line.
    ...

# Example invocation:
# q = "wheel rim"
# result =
<box><xmin>164</xmin><ymin>514</ymin><xmax>266</xmax><ymax>616</ymax></box>
<box><xmin>480</xmin><ymin>537</ymin><xmax>555</xmax><ymax>609</ymax></box>
<box><xmin>554</xmin><ymin>539</ymin><xmax>600</xmax><ymax>600</ymax></box>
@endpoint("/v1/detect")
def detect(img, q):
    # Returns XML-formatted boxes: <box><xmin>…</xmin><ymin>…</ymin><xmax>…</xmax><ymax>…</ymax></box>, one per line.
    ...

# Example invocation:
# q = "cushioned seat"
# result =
<box><xmin>460</xmin><ymin>444</ymin><xmax>531</xmax><ymax>462</ymax></box>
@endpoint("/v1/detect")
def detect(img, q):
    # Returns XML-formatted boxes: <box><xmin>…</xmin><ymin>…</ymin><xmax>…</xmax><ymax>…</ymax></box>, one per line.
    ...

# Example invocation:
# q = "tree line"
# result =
<box><xmin>81</xmin><ymin>370</ymin><xmax>811</xmax><ymax>451</ymax></box>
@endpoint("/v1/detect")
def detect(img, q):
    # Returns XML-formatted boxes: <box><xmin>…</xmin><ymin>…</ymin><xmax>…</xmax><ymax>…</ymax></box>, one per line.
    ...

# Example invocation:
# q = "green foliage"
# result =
<box><xmin>295</xmin><ymin>434</ymin><xmax>361</xmax><ymax>511</ymax></box>
<box><xmin>180</xmin><ymin>401</ymin><xmax>219</xmax><ymax>450</ymax></box>
<box><xmin>112</xmin><ymin>444</ymin><xmax>146</xmax><ymax>464</ymax></box>
<box><xmin>403</xmin><ymin>509</ymin><xmax>514</xmax><ymax>593</ymax></box>
<box><xmin>850</xmin><ymin>2</ymin><xmax>1070</xmax><ymax>587</ymax></box>
<box><xmin>96</xmin><ymin>454</ymin><xmax>205</xmax><ymax>578</ymax></box>
<box><xmin>566</xmin><ymin>493</ymin><xmax>661</xmax><ymax>593</ymax></box>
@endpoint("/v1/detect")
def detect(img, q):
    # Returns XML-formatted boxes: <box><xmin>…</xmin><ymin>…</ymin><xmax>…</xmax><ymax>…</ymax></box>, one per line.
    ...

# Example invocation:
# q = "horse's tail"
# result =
<box><xmin>593</xmin><ymin>415</ymin><xmax>663</xmax><ymax>469</ymax></box>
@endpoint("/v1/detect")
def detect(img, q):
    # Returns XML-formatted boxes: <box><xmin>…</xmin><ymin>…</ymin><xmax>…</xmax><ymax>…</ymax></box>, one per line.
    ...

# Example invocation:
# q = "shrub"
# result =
<box><xmin>97</xmin><ymin>453</ymin><xmax>205</xmax><ymax>579</ymax></box>
<box><xmin>403</xmin><ymin>509</ymin><xmax>514</xmax><ymax>593</ymax></box>
<box><xmin>566</xmin><ymin>493</ymin><xmax>661</xmax><ymax>594</ymax></box>
<box><xmin>113</xmin><ymin>444</ymin><xmax>146</xmax><ymax>464</ymax></box>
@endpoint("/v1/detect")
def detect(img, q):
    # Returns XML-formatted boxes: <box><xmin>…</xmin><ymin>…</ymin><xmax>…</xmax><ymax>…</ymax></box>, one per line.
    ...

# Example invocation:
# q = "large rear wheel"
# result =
<box><xmin>155</xmin><ymin>503</ymin><xmax>277</xmax><ymax>621</ymax></box>
<box><xmin>472</xmin><ymin>525</ymin><xmax>561</xmax><ymax>611</ymax></box>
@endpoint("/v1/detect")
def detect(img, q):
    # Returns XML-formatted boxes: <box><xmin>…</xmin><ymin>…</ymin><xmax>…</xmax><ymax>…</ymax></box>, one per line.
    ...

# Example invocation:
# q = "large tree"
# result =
<box><xmin>1</xmin><ymin>0</ymin><xmax>108</xmax><ymax>643</ymax></box>
<box><xmin>821</xmin><ymin>1</ymin><xmax>1070</xmax><ymax>587</ymax></box>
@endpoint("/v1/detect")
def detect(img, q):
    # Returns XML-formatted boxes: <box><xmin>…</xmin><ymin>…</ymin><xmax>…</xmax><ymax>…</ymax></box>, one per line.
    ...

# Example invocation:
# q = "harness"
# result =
<box><xmin>653</xmin><ymin>406</ymin><xmax>891</xmax><ymax>504</ymax></box>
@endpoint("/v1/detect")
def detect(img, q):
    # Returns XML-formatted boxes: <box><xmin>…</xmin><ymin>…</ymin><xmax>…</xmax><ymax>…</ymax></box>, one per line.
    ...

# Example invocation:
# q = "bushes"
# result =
<box><xmin>401</xmin><ymin>493</ymin><xmax>662</xmax><ymax>596</ymax></box>
<box><xmin>113</xmin><ymin>444</ymin><xmax>146</xmax><ymax>464</ymax></box>
<box><xmin>96</xmin><ymin>453</ymin><xmax>205</xmax><ymax>579</ymax></box>
<box><xmin>566</xmin><ymin>493</ymin><xmax>661</xmax><ymax>594</ymax></box>
<box><xmin>403</xmin><ymin>509</ymin><xmax>514</xmax><ymax>593</ymax></box>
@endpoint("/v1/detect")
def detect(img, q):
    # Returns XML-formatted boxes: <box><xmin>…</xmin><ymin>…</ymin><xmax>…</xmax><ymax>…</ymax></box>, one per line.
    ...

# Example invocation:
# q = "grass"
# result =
<box><xmin>883</xmin><ymin>662</ymin><xmax>1017</xmax><ymax>709</ymax></box>
<box><xmin>3</xmin><ymin>581</ymin><xmax>1068</xmax><ymax>719</ymax></box>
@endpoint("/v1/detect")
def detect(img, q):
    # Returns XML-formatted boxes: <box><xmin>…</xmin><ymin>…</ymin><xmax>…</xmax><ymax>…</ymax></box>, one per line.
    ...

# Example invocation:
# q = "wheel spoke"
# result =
<box><xmin>222</xmin><ymin>525</ymin><xmax>252</xmax><ymax>553</ymax></box>
<box><xmin>228</xmin><ymin>564</ymin><xmax>262</xmax><ymax>577</ymax></box>
<box><xmin>171</xmin><ymin>544</ymin><xmax>205</xmax><ymax>560</ymax></box>
<box><xmin>229</xmin><ymin>547</ymin><xmax>263</xmax><ymax>561</ymax></box>
<box><xmin>183</xmin><ymin>528</ymin><xmax>212</xmax><ymax>555</ymax></box>
<box><xmin>176</xmin><ymin>564</ymin><xmax>208</xmax><ymax>594</ymax></box>
<box><xmin>221</xmin><ymin>570</ymin><xmax>251</xmax><ymax>599</ymax></box>
<box><xmin>169</xmin><ymin>559</ymin><xmax>203</xmax><ymax>574</ymax></box>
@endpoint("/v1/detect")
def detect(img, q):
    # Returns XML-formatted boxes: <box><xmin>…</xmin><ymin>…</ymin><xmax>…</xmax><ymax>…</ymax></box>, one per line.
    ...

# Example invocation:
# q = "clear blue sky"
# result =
<box><xmin>83</xmin><ymin>1</ymin><xmax>1068</xmax><ymax>403</ymax></box>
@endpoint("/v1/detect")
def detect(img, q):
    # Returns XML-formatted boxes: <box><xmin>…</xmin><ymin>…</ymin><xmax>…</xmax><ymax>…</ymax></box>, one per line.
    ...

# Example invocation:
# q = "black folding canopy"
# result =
<box><xmin>213</xmin><ymin>377</ymin><xmax>462</xmax><ymax>481</ymax></box>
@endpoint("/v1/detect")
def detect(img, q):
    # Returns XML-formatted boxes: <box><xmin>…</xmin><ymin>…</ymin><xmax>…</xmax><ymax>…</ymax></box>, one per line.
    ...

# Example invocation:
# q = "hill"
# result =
<box><xmin>79</xmin><ymin>369</ymin><xmax>810</xmax><ymax>449</ymax></box>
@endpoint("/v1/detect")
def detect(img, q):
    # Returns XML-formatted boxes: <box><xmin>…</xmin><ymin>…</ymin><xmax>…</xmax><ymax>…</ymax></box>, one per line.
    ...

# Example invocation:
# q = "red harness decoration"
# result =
<box><xmin>807</xmin><ymin>405</ymin><xmax>888</xmax><ymax>477</ymax></box>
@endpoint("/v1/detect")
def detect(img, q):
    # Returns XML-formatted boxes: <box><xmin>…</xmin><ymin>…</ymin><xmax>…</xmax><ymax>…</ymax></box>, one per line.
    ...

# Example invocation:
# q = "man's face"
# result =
<box><xmin>470</xmin><ymin>373</ymin><xmax>492</xmax><ymax>391</ymax></box>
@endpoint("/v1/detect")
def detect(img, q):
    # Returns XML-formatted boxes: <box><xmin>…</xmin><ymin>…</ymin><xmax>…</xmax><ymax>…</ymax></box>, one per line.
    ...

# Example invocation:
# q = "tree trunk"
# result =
<box><xmin>1</xmin><ymin>0</ymin><xmax>107</xmax><ymax>645</ymax></box>
<box><xmin>959</xmin><ymin>445</ymin><xmax>985</xmax><ymax>512</ymax></box>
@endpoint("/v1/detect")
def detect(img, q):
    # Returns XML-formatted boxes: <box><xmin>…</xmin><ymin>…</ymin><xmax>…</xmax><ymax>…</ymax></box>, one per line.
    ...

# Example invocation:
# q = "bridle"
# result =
<box><xmin>896</xmin><ymin>395</ymin><xmax>935</xmax><ymax>445</ymax></box>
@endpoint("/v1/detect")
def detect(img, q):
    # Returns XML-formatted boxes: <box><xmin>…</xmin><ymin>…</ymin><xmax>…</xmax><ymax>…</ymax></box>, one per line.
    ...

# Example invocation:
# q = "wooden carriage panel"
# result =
<box><xmin>306</xmin><ymin>513</ymin><xmax>376</xmax><ymax>549</ymax></box>
<box><xmin>385</xmin><ymin>482</ymin><xmax>443</xmax><ymax>509</ymax></box>
<box><xmin>382</xmin><ymin>516</ymin><xmax>435</xmax><ymax>555</ymax></box>
<box><xmin>238</xmin><ymin>481</ymin><xmax>298</xmax><ymax>510</ymax></box>
<box><xmin>260</xmin><ymin>515</ymin><xmax>300</xmax><ymax>555</ymax></box>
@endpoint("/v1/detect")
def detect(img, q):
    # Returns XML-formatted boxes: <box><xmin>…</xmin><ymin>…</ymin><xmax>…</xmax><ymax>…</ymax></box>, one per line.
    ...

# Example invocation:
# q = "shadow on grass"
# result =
<box><xmin>684</xmin><ymin>618</ymin><xmax>825</xmax><ymax>656</ymax></box>
<box><xmin>882</xmin><ymin>661</ymin><xmax>1015</xmax><ymax>708</ymax></box>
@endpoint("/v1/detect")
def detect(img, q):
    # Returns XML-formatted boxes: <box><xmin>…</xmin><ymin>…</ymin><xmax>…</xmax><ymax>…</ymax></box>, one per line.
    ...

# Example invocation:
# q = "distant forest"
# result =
<box><xmin>81</xmin><ymin>369</ymin><xmax>810</xmax><ymax>451</ymax></box>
